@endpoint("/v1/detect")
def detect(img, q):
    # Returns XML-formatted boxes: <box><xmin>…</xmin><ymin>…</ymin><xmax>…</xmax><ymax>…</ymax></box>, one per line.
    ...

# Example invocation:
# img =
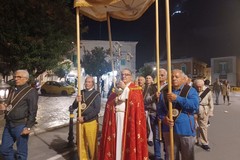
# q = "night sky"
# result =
<box><xmin>81</xmin><ymin>0</ymin><xmax>240</xmax><ymax>69</ymax></box>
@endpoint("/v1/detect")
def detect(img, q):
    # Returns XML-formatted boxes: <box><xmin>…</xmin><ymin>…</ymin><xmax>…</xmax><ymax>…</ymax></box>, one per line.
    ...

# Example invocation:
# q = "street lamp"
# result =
<box><xmin>0</xmin><ymin>79</ymin><xmax>10</xmax><ymax>109</ymax></box>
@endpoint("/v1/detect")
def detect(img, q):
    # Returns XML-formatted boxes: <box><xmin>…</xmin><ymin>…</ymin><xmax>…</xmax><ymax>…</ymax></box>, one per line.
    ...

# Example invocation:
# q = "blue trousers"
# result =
<box><xmin>0</xmin><ymin>124</ymin><xmax>29</xmax><ymax>160</ymax></box>
<box><xmin>150</xmin><ymin>115</ymin><xmax>162</xmax><ymax>159</ymax></box>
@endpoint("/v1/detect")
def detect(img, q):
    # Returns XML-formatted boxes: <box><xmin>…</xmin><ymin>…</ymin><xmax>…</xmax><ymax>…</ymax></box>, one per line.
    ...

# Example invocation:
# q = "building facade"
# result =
<box><xmin>145</xmin><ymin>57</ymin><xmax>209</xmax><ymax>80</ymax></box>
<box><xmin>211</xmin><ymin>56</ymin><xmax>240</xmax><ymax>86</ymax></box>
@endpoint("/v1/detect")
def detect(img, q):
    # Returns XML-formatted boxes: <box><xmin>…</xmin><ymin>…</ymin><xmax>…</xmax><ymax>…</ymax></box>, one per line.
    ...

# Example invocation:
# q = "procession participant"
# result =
<box><xmin>157</xmin><ymin>69</ymin><xmax>199</xmax><ymax>160</ymax></box>
<box><xmin>137</xmin><ymin>76</ymin><xmax>145</xmax><ymax>89</ymax></box>
<box><xmin>99</xmin><ymin>68</ymin><xmax>148</xmax><ymax>160</ymax></box>
<box><xmin>0</xmin><ymin>70</ymin><xmax>38</xmax><ymax>160</ymax></box>
<box><xmin>194</xmin><ymin>79</ymin><xmax>214</xmax><ymax>151</ymax></box>
<box><xmin>72</xmin><ymin>76</ymin><xmax>101</xmax><ymax>160</ymax></box>
<box><xmin>143</xmin><ymin>75</ymin><xmax>155</xmax><ymax>147</ymax></box>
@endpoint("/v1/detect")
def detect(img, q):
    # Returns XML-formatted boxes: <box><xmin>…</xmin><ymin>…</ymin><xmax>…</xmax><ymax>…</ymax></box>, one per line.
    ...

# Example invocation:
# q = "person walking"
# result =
<box><xmin>99</xmin><ymin>68</ymin><xmax>148</xmax><ymax>160</ymax></box>
<box><xmin>72</xmin><ymin>76</ymin><xmax>101</xmax><ymax>160</ymax></box>
<box><xmin>157</xmin><ymin>69</ymin><xmax>199</xmax><ymax>160</ymax></box>
<box><xmin>194</xmin><ymin>79</ymin><xmax>214</xmax><ymax>151</ymax></box>
<box><xmin>0</xmin><ymin>70</ymin><xmax>39</xmax><ymax>160</ymax></box>
<box><xmin>212</xmin><ymin>78</ymin><xmax>222</xmax><ymax>105</ymax></box>
<box><xmin>221</xmin><ymin>80</ymin><xmax>231</xmax><ymax>105</ymax></box>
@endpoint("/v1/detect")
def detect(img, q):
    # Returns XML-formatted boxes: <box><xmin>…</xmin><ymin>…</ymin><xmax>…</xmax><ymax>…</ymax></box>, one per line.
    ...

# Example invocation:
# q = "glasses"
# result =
<box><xmin>159</xmin><ymin>74</ymin><xmax>165</xmax><ymax>77</ymax></box>
<box><xmin>13</xmin><ymin>76</ymin><xmax>26</xmax><ymax>79</ymax></box>
<box><xmin>121</xmin><ymin>73</ymin><xmax>131</xmax><ymax>77</ymax></box>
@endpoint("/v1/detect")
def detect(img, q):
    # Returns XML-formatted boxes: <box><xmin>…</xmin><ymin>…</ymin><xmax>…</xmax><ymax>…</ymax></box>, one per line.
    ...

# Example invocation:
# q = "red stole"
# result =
<box><xmin>98</xmin><ymin>83</ymin><xmax>148</xmax><ymax>160</ymax></box>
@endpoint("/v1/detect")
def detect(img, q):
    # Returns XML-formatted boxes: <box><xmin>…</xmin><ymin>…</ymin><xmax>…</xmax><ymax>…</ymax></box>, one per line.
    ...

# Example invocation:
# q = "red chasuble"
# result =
<box><xmin>98</xmin><ymin>83</ymin><xmax>148</xmax><ymax>160</ymax></box>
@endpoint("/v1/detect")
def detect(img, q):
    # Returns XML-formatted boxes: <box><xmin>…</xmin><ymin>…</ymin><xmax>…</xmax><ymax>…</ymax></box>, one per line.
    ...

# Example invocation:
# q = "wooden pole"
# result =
<box><xmin>76</xmin><ymin>7</ymin><xmax>82</xmax><ymax>160</ymax></box>
<box><xmin>165</xmin><ymin>0</ymin><xmax>174</xmax><ymax>159</ymax></box>
<box><xmin>107</xmin><ymin>13</ymin><xmax>116</xmax><ymax>88</ymax></box>
<box><xmin>155</xmin><ymin>0</ymin><xmax>162</xmax><ymax>141</ymax></box>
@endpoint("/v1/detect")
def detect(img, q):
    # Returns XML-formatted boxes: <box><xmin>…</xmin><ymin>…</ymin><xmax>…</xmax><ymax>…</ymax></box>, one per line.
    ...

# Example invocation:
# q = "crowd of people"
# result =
<box><xmin>54</xmin><ymin>69</ymin><xmax>231</xmax><ymax>160</ymax></box>
<box><xmin>0</xmin><ymin>68</ymin><xmax>232</xmax><ymax>160</ymax></box>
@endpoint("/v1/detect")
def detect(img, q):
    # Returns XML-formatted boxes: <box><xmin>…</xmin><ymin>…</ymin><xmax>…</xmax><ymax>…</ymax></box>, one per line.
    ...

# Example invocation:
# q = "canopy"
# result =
<box><xmin>74</xmin><ymin>0</ymin><xmax>155</xmax><ymax>21</ymax></box>
<box><xmin>74</xmin><ymin>0</ymin><xmax>175</xmax><ymax>159</ymax></box>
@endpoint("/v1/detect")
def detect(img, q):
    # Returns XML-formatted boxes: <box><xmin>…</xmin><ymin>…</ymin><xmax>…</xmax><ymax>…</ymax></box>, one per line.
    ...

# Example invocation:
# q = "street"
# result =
<box><xmin>0</xmin><ymin>93</ymin><xmax>240</xmax><ymax>160</ymax></box>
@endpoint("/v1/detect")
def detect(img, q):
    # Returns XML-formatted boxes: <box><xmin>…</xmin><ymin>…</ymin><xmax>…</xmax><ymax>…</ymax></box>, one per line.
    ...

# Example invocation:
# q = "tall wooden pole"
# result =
<box><xmin>155</xmin><ymin>0</ymin><xmax>162</xmax><ymax>141</ymax></box>
<box><xmin>165</xmin><ymin>0</ymin><xmax>174</xmax><ymax>159</ymax></box>
<box><xmin>76</xmin><ymin>7</ymin><xmax>82</xmax><ymax>159</ymax></box>
<box><xmin>107</xmin><ymin>13</ymin><xmax>116</xmax><ymax>88</ymax></box>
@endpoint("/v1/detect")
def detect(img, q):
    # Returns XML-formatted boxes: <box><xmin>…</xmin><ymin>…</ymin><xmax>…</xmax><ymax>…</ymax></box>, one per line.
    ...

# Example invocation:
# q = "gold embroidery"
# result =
<box><xmin>108</xmin><ymin>121</ymin><xmax>112</xmax><ymax>126</ymax></box>
<box><xmin>138</xmin><ymin>120</ymin><xmax>141</xmax><ymax>125</ymax></box>
<box><xmin>107</xmin><ymin>136</ymin><xmax>111</xmax><ymax>141</ymax></box>
<box><xmin>137</xmin><ymin>134</ymin><xmax>140</xmax><ymax>139</ymax></box>
<box><xmin>113</xmin><ymin>133</ymin><xmax>116</xmax><ymax>138</ymax></box>
<box><xmin>133</xmin><ymin>148</ymin><xmax>136</xmax><ymax>152</ymax></box>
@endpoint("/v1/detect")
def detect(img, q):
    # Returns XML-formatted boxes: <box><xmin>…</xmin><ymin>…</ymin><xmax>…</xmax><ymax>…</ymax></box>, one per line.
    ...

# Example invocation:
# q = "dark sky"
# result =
<box><xmin>81</xmin><ymin>0</ymin><xmax>240</xmax><ymax>69</ymax></box>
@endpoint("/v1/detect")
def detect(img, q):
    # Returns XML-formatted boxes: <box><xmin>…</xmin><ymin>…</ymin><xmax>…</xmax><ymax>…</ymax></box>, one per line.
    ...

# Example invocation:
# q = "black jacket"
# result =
<box><xmin>5</xmin><ymin>84</ymin><xmax>39</xmax><ymax>128</ymax></box>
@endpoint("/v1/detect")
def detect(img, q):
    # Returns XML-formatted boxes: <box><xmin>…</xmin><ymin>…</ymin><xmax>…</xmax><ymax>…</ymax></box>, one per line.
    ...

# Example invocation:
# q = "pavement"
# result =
<box><xmin>0</xmin><ymin>94</ymin><xmax>107</xmax><ymax>144</ymax></box>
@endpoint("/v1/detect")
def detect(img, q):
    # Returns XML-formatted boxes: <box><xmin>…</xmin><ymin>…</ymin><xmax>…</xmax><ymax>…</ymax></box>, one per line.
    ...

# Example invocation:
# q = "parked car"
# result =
<box><xmin>40</xmin><ymin>81</ymin><xmax>75</xmax><ymax>96</ymax></box>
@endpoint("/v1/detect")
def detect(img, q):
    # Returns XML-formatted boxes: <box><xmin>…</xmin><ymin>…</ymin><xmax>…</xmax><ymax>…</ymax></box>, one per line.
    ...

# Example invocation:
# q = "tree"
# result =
<box><xmin>53</xmin><ymin>60</ymin><xmax>72</xmax><ymax>80</ymax></box>
<box><xmin>81</xmin><ymin>47</ymin><xmax>112</xmax><ymax>91</ymax></box>
<box><xmin>138</xmin><ymin>65</ymin><xmax>154</xmax><ymax>78</ymax></box>
<box><xmin>0</xmin><ymin>0</ymin><xmax>83</xmax><ymax>78</ymax></box>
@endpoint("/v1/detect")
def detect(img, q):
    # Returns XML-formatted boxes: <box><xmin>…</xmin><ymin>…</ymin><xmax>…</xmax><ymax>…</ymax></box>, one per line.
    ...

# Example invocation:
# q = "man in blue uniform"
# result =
<box><xmin>157</xmin><ymin>69</ymin><xmax>199</xmax><ymax>160</ymax></box>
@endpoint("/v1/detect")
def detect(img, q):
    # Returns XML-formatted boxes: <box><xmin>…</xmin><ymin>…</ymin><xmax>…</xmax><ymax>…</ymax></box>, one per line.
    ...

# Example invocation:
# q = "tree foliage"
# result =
<box><xmin>53</xmin><ymin>60</ymin><xmax>72</xmax><ymax>80</ymax></box>
<box><xmin>0</xmin><ymin>0</ymin><xmax>77</xmax><ymax>78</ymax></box>
<box><xmin>138</xmin><ymin>65</ymin><xmax>154</xmax><ymax>78</ymax></box>
<box><xmin>81</xmin><ymin>47</ymin><xmax>112</xmax><ymax>91</ymax></box>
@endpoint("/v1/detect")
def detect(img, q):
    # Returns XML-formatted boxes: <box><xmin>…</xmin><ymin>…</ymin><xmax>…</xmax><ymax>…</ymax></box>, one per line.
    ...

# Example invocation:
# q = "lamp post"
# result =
<box><xmin>0</xmin><ymin>79</ymin><xmax>10</xmax><ymax>114</ymax></box>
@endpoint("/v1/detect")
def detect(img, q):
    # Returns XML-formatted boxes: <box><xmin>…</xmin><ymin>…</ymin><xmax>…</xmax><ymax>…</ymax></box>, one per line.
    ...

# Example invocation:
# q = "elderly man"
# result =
<box><xmin>99</xmin><ymin>68</ymin><xmax>148</xmax><ymax>160</ymax></box>
<box><xmin>72</xmin><ymin>76</ymin><xmax>101</xmax><ymax>160</ymax></box>
<box><xmin>194</xmin><ymin>79</ymin><xmax>214</xmax><ymax>151</ymax></box>
<box><xmin>143</xmin><ymin>75</ymin><xmax>155</xmax><ymax>147</ymax></box>
<box><xmin>137</xmin><ymin>76</ymin><xmax>145</xmax><ymax>89</ymax></box>
<box><xmin>157</xmin><ymin>69</ymin><xmax>199</xmax><ymax>160</ymax></box>
<box><xmin>0</xmin><ymin>70</ymin><xmax>38</xmax><ymax>160</ymax></box>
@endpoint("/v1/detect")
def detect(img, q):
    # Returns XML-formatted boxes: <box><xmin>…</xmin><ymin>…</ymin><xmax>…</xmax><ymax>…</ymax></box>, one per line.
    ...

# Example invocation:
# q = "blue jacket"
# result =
<box><xmin>157</xmin><ymin>85</ymin><xmax>199</xmax><ymax>136</ymax></box>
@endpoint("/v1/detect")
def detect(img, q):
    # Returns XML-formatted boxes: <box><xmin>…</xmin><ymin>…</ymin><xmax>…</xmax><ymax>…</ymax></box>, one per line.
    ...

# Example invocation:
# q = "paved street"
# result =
<box><xmin>0</xmin><ymin>92</ymin><xmax>240</xmax><ymax>159</ymax></box>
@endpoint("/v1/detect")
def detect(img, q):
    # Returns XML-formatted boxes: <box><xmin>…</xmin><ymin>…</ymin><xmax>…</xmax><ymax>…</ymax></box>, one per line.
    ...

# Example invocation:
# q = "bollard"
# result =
<box><xmin>68</xmin><ymin>105</ymin><xmax>75</xmax><ymax>147</ymax></box>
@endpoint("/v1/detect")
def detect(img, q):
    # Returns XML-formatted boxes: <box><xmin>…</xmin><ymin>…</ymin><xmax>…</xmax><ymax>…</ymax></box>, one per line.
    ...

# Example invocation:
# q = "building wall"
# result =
<box><xmin>144</xmin><ymin>57</ymin><xmax>208</xmax><ymax>80</ymax></box>
<box><xmin>211</xmin><ymin>56</ymin><xmax>239</xmax><ymax>86</ymax></box>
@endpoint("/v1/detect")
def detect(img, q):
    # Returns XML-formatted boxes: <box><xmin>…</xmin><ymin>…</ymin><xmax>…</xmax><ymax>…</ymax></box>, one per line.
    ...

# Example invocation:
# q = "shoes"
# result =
<box><xmin>201</xmin><ymin>145</ymin><xmax>210</xmax><ymax>151</ymax></box>
<box><xmin>148</xmin><ymin>141</ymin><xmax>154</xmax><ymax>146</ymax></box>
<box><xmin>228</xmin><ymin>102</ymin><xmax>231</xmax><ymax>105</ymax></box>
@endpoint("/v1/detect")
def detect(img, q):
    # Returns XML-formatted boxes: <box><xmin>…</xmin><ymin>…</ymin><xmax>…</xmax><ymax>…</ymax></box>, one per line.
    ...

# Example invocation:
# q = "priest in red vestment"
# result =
<box><xmin>99</xmin><ymin>68</ymin><xmax>148</xmax><ymax>160</ymax></box>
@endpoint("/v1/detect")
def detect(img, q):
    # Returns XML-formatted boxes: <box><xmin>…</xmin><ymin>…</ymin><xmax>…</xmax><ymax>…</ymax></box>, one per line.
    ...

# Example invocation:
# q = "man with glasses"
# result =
<box><xmin>0</xmin><ymin>70</ymin><xmax>38</xmax><ymax>160</ymax></box>
<box><xmin>99</xmin><ymin>68</ymin><xmax>148</xmax><ymax>160</ymax></box>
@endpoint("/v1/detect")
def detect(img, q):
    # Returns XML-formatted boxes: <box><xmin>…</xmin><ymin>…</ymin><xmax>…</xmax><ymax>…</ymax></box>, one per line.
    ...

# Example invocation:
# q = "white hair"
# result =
<box><xmin>194</xmin><ymin>79</ymin><xmax>204</xmax><ymax>86</ymax></box>
<box><xmin>15</xmin><ymin>70</ymin><xmax>29</xmax><ymax>78</ymax></box>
